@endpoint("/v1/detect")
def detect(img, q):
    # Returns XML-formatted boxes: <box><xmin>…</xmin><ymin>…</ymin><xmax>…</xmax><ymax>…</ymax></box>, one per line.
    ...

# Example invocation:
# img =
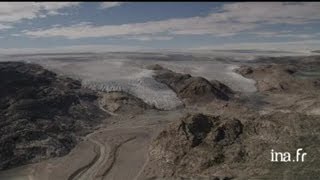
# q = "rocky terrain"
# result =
<box><xmin>100</xmin><ymin>91</ymin><xmax>153</xmax><ymax>115</ymax></box>
<box><xmin>142</xmin><ymin>57</ymin><xmax>320</xmax><ymax>179</ymax></box>
<box><xmin>235</xmin><ymin>64</ymin><xmax>318</xmax><ymax>93</ymax></box>
<box><xmin>0</xmin><ymin>62</ymin><xmax>107</xmax><ymax>170</ymax></box>
<box><xmin>0</xmin><ymin>55</ymin><xmax>320</xmax><ymax>180</ymax></box>
<box><xmin>146</xmin><ymin>111</ymin><xmax>320</xmax><ymax>179</ymax></box>
<box><xmin>235</xmin><ymin>62</ymin><xmax>320</xmax><ymax>116</ymax></box>
<box><xmin>148</xmin><ymin>64</ymin><xmax>234</xmax><ymax>105</ymax></box>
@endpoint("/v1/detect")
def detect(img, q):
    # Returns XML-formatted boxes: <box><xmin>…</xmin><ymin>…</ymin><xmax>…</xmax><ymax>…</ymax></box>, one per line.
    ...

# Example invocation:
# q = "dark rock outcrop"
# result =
<box><xmin>0</xmin><ymin>62</ymin><xmax>107</xmax><ymax>170</ymax></box>
<box><xmin>101</xmin><ymin>91</ymin><xmax>153</xmax><ymax>114</ymax></box>
<box><xmin>148</xmin><ymin>112</ymin><xmax>320</xmax><ymax>179</ymax></box>
<box><xmin>148</xmin><ymin>64</ymin><xmax>234</xmax><ymax>104</ymax></box>
<box><xmin>149</xmin><ymin>113</ymin><xmax>244</xmax><ymax>179</ymax></box>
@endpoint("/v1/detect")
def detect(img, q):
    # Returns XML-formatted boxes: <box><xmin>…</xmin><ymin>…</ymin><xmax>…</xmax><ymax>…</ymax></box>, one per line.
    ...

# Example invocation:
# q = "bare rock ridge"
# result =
<box><xmin>147</xmin><ymin>64</ymin><xmax>234</xmax><ymax>104</ymax></box>
<box><xmin>234</xmin><ymin>60</ymin><xmax>320</xmax><ymax>116</ymax></box>
<box><xmin>235</xmin><ymin>64</ymin><xmax>319</xmax><ymax>93</ymax></box>
<box><xmin>148</xmin><ymin>112</ymin><xmax>320</xmax><ymax>179</ymax></box>
<box><xmin>148</xmin><ymin>113</ymin><xmax>244</xmax><ymax>179</ymax></box>
<box><xmin>0</xmin><ymin>62</ymin><xmax>107</xmax><ymax>170</ymax></box>
<box><xmin>100</xmin><ymin>91</ymin><xmax>153</xmax><ymax>114</ymax></box>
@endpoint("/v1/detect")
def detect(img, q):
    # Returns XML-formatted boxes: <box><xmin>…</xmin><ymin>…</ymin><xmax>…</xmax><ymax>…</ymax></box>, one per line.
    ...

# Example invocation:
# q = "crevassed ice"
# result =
<box><xmin>18</xmin><ymin>57</ymin><xmax>183</xmax><ymax>110</ymax></box>
<box><xmin>4</xmin><ymin>52</ymin><xmax>261</xmax><ymax>109</ymax></box>
<box><xmin>83</xmin><ymin>75</ymin><xmax>183</xmax><ymax>110</ymax></box>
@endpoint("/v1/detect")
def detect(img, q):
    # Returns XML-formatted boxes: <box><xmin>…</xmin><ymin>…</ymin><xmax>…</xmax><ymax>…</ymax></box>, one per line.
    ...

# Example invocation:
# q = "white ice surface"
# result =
<box><xmin>2</xmin><ymin>51</ymin><xmax>291</xmax><ymax>109</ymax></box>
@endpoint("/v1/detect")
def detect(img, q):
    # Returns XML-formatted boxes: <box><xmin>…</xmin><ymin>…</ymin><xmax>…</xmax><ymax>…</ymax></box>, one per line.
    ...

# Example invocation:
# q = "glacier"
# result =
<box><xmin>1</xmin><ymin>51</ymin><xmax>281</xmax><ymax>110</ymax></box>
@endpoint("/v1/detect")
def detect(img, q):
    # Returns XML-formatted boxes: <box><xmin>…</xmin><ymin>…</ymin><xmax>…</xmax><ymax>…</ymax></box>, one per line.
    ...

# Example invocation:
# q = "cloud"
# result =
<box><xmin>23</xmin><ymin>17</ymin><xmax>256</xmax><ymax>39</ymax></box>
<box><xmin>0</xmin><ymin>24</ymin><xmax>12</xmax><ymax>30</ymax></box>
<box><xmin>1</xmin><ymin>41</ymin><xmax>320</xmax><ymax>55</ymax></box>
<box><xmin>191</xmin><ymin>40</ymin><xmax>320</xmax><ymax>52</ymax></box>
<box><xmin>21</xmin><ymin>2</ymin><xmax>320</xmax><ymax>39</ymax></box>
<box><xmin>100</xmin><ymin>2</ymin><xmax>126</xmax><ymax>9</ymax></box>
<box><xmin>0</xmin><ymin>44</ymin><xmax>145</xmax><ymax>55</ymax></box>
<box><xmin>216</xmin><ymin>2</ymin><xmax>320</xmax><ymax>24</ymax></box>
<box><xmin>10</xmin><ymin>33</ymin><xmax>22</xmax><ymax>37</ymax></box>
<box><xmin>250</xmin><ymin>31</ymin><xmax>320</xmax><ymax>39</ymax></box>
<box><xmin>0</xmin><ymin>2</ymin><xmax>81</xmax><ymax>23</ymax></box>
<box><xmin>126</xmin><ymin>35</ymin><xmax>173</xmax><ymax>41</ymax></box>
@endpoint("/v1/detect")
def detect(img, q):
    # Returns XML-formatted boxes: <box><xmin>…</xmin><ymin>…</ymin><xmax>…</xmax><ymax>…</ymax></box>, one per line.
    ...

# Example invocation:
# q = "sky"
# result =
<box><xmin>0</xmin><ymin>2</ymin><xmax>320</xmax><ymax>53</ymax></box>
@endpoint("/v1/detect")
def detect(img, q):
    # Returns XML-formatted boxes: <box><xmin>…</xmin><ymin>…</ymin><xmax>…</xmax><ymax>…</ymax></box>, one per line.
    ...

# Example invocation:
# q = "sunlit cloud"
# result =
<box><xmin>99</xmin><ymin>2</ymin><xmax>126</xmax><ymax>9</ymax></box>
<box><xmin>0</xmin><ymin>2</ymin><xmax>80</xmax><ymax>23</ymax></box>
<box><xmin>22</xmin><ymin>2</ymin><xmax>320</xmax><ymax>40</ymax></box>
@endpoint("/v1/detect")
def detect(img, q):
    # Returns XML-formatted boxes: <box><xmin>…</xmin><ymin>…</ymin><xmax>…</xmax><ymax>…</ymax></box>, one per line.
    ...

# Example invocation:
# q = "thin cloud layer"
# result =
<box><xmin>23</xmin><ymin>2</ymin><xmax>320</xmax><ymax>39</ymax></box>
<box><xmin>23</xmin><ymin>16</ymin><xmax>256</xmax><ymax>39</ymax></box>
<box><xmin>100</xmin><ymin>2</ymin><xmax>126</xmax><ymax>9</ymax></box>
<box><xmin>1</xmin><ymin>2</ymin><xmax>320</xmax><ymax>51</ymax></box>
<box><xmin>192</xmin><ymin>40</ymin><xmax>320</xmax><ymax>52</ymax></box>
<box><xmin>0</xmin><ymin>2</ymin><xmax>80</xmax><ymax>23</ymax></box>
<box><xmin>219</xmin><ymin>2</ymin><xmax>320</xmax><ymax>24</ymax></box>
<box><xmin>126</xmin><ymin>35</ymin><xmax>173</xmax><ymax>41</ymax></box>
<box><xmin>0</xmin><ymin>24</ymin><xmax>12</xmax><ymax>30</ymax></box>
<box><xmin>0</xmin><ymin>44</ymin><xmax>144</xmax><ymax>54</ymax></box>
